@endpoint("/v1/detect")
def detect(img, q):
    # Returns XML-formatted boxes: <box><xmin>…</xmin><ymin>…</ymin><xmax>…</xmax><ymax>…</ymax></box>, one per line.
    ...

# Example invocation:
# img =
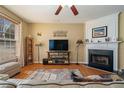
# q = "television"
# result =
<box><xmin>49</xmin><ymin>40</ymin><xmax>68</xmax><ymax>51</ymax></box>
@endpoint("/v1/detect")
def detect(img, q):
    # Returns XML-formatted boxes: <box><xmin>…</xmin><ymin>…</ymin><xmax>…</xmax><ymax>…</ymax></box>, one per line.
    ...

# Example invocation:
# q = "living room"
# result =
<box><xmin>1</xmin><ymin>2</ymin><xmax>124</xmax><ymax>89</ymax></box>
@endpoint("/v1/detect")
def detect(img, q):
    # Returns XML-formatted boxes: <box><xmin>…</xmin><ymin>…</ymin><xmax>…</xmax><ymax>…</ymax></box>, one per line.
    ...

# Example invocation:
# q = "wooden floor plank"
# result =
<box><xmin>14</xmin><ymin>63</ymin><xmax>111</xmax><ymax>79</ymax></box>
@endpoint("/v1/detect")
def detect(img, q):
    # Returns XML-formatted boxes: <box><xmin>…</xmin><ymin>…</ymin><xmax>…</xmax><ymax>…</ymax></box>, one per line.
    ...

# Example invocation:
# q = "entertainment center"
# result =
<box><xmin>44</xmin><ymin>39</ymin><xmax>70</xmax><ymax>65</ymax></box>
<box><xmin>47</xmin><ymin>51</ymin><xmax>70</xmax><ymax>65</ymax></box>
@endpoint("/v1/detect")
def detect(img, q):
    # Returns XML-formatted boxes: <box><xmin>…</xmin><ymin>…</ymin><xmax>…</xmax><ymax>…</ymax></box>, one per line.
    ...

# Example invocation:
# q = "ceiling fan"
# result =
<box><xmin>55</xmin><ymin>5</ymin><xmax>79</xmax><ymax>16</ymax></box>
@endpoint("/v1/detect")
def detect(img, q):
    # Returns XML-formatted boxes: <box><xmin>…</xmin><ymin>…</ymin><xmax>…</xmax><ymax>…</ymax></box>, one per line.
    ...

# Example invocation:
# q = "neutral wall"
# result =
<box><xmin>21</xmin><ymin>21</ymin><xmax>29</xmax><ymax>65</ymax></box>
<box><xmin>119</xmin><ymin>12</ymin><xmax>124</xmax><ymax>69</ymax></box>
<box><xmin>28</xmin><ymin>23</ymin><xmax>85</xmax><ymax>63</ymax></box>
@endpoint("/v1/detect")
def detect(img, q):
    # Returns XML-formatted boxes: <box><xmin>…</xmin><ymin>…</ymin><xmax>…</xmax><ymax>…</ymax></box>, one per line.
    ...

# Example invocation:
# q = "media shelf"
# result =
<box><xmin>25</xmin><ymin>37</ymin><xmax>33</xmax><ymax>66</ymax></box>
<box><xmin>47</xmin><ymin>51</ymin><xmax>70</xmax><ymax>65</ymax></box>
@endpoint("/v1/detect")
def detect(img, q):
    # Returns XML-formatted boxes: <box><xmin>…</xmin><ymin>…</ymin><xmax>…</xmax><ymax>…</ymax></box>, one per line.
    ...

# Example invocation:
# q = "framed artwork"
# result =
<box><xmin>92</xmin><ymin>26</ymin><xmax>107</xmax><ymax>38</ymax></box>
<box><xmin>53</xmin><ymin>30</ymin><xmax>67</xmax><ymax>37</ymax></box>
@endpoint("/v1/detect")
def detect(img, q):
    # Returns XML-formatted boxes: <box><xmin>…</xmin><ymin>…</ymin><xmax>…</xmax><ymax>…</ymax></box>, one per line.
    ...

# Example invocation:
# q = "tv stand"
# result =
<box><xmin>47</xmin><ymin>51</ymin><xmax>70</xmax><ymax>65</ymax></box>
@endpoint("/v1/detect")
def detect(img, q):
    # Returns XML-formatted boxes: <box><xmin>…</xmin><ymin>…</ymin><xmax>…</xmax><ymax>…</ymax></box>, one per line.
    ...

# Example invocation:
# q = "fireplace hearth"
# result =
<box><xmin>88</xmin><ymin>49</ymin><xmax>113</xmax><ymax>72</ymax></box>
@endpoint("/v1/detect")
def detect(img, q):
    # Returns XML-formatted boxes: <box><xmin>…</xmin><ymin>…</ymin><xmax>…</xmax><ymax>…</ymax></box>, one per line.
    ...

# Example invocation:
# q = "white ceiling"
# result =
<box><xmin>4</xmin><ymin>5</ymin><xmax>124</xmax><ymax>23</ymax></box>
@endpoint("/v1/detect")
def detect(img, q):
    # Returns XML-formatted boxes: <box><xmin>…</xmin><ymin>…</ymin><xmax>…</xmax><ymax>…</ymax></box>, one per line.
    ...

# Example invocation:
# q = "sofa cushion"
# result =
<box><xmin>0</xmin><ymin>58</ymin><xmax>17</xmax><ymax>65</ymax></box>
<box><xmin>0</xmin><ymin>66</ymin><xmax>5</xmax><ymax>73</ymax></box>
<box><xmin>16</xmin><ymin>80</ymin><xmax>124</xmax><ymax>88</ymax></box>
<box><xmin>17</xmin><ymin>84</ymin><xmax>80</xmax><ymax>88</ymax></box>
<box><xmin>6</xmin><ymin>79</ymin><xmax>124</xmax><ymax>88</ymax></box>
<box><xmin>9</xmin><ymin>79</ymin><xmax>79</xmax><ymax>88</ymax></box>
<box><xmin>0</xmin><ymin>80</ymin><xmax>16</xmax><ymax>88</ymax></box>
<box><xmin>0</xmin><ymin>62</ymin><xmax>20</xmax><ymax>74</ymax></box>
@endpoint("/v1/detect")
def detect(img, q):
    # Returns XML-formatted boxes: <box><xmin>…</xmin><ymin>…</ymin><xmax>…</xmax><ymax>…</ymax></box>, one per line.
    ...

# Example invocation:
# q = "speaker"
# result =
<box><xmin>43</xmin><ymin>58</ymin><xmax>48</xmax><ymax>65</ymax></box>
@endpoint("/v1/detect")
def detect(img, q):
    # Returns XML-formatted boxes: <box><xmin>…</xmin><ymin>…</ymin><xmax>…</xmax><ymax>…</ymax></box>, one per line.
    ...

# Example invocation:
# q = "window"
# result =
<box><xmin>0</xmin><ymin>16</ymin><xmax>17</xmax><ymax>62</ymax></box>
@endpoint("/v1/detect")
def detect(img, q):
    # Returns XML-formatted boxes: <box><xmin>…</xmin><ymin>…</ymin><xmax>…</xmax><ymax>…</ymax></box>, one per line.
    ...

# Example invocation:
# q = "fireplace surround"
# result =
<box><xmin>88</xmin><ymin>49</ymin><xmax>113</xmax><ymax>72</ymax></box>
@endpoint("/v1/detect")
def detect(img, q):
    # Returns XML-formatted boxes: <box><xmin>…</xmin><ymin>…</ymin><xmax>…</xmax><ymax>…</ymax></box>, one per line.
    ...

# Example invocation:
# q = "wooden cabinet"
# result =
<box><xmin>25</xmin><ymin>37</ymin><xmax>33</xmax><ymax>65</ymax></box>
<box><xmin>47</xmin><ymin>51</ymin><xmax>70</xmax><ymax>65</ymax></box>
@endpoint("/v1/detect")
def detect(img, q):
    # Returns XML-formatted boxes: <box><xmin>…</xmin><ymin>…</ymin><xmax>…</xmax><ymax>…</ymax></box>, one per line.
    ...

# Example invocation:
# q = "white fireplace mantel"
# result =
<box><xmin>84</xmin><ymin>41</ymin><xmax>123</xmax><ymax>44</ymax></box>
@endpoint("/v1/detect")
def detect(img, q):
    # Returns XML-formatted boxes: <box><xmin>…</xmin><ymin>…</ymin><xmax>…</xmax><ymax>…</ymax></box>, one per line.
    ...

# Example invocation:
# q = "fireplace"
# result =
<box><xmin>88</xmin><ymin>49</ymin><xmax>113</xmax><ymax>72</ymax></box>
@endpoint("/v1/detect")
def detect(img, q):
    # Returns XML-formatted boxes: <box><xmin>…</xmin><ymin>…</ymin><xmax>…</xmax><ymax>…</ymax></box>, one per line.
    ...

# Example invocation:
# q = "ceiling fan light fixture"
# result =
<box><xmin>55</xmin><ymin>5</ymin><xmax>79</xmax><ymax>16</ymax></box>
<box><xmin>70</xmin><ymin>5</ymin><xmax>79</xmax><ymax>16</ymax></box>
<box><xmin>55</xmin><ymin>5</ymin><xmax>63</xmax><ymax>15</ymax></box>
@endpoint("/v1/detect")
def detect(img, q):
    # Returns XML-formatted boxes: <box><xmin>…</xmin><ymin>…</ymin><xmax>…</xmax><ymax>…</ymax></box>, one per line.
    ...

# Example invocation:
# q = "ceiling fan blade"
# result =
<box><xmin>55</xmin><ymin>5</ymin><xmax>63</xmax><ymax>15</ymax></box>
<box><xmin>70</xmin><ymin>5</ymin><xmax>79</xmax><ymax>16</ymax></box>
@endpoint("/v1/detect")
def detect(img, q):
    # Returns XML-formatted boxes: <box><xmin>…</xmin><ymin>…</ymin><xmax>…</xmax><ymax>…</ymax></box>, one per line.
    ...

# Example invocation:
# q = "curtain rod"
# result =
<box><xmin>0</xmin><ymin>12</ymin><xmax>21</xmax><ymax>24</ymax></box>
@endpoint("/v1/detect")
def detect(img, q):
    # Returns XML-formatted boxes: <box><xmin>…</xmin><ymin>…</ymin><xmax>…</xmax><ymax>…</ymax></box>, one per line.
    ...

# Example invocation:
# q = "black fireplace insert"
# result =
<box><xmin>88</xmin><ymin>49</ymin><xmax>113</xmax><ymax>72</ymax></box>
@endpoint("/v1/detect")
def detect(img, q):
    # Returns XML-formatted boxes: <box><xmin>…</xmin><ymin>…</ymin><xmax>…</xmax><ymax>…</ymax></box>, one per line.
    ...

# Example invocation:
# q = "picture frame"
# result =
<box><xmin>92</xmin><ymin>26</ymin><xmax>107</xmax><ymax>38</ymax></box>
<box><xmin>53</xmin><ymin>30</ymin><xmax>67</xmax><ymax>37</ymax></box>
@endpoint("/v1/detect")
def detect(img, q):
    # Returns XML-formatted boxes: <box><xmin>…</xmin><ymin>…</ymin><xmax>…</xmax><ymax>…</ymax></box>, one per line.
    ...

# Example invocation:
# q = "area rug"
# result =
<box><xmin>26</xmin><ymin>69</ymin><xmax>83</xmax><ymax>81</ymax></box>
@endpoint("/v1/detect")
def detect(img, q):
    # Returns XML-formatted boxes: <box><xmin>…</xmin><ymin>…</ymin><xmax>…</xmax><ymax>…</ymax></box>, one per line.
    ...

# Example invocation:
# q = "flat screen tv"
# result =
<box><xmin>49</xmin><ymin>40</ymin><xmax>68</xmax><ymax>51</ymax></box>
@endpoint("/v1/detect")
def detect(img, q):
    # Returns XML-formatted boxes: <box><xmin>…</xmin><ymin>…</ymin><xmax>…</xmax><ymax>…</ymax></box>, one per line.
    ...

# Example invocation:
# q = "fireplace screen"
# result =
<box><xmin>92</xmin><ymin>55</ymin><xmax>109</xmax><ymax>66</ymax></box>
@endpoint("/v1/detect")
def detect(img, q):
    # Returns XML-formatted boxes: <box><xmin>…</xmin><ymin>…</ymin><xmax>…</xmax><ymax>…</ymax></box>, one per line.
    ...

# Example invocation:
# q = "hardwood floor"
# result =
<box><xmin>14</xmin><ymin>63</ymin><xmax>111</xmax><ymax>79</ymax></box>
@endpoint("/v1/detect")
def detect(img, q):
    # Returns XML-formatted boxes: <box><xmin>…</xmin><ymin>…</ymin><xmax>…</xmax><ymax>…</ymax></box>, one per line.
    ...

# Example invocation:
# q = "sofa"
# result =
<box><xmin>1</xmin><ymin>79</ymin><xmax>124</xmax><ymax>88</ymax></box>
<box><xmin>0</xmin><ymin>58</ymin><xmax>21</xmax><ymax>77</ymax></box>
<box><xmin>0</xmin><ymin>70</ymin><xmax>124</xmax><ymax>88</ymax></box>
